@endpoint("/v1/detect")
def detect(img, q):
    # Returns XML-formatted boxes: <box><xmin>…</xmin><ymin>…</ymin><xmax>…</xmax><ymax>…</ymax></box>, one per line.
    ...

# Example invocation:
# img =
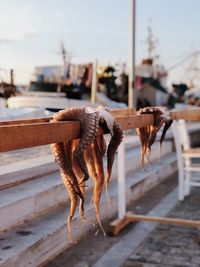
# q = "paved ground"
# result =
<box><xmin>123</xmin><ymin>187</ymin><xmax>200</xmax><ymax>267</ymax></box>
<box><xmin>45</xmin><ymin>173</ymin><xmax>200</xmax><ymax>267</ymax></box>
<box><xmin>45</xmin><ymin>174</ymin><xmax>179</xmax><ymax>267</ymax></box>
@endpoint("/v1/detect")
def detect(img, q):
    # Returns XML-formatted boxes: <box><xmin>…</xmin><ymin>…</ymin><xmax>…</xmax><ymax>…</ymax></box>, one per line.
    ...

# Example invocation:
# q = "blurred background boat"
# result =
<box><xmin>3</xmin><ymin>28</ymin><xmax>200</xmax><ymax>118</ymax></box>
<box><xmin>6</xmin><ymin>35</ymin><xmax>170</xmax><ymax>113</ymax></box>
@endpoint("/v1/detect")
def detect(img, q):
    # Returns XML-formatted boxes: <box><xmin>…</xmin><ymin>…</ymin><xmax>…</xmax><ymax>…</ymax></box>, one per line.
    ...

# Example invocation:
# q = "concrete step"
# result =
<box><xmin>0</xmin><ymin>155</ymin><xmax>57</xmax><ymax>190</ymax></box>
<box><xmin>0</xmin><ymin>136</ymin><xmax>139</xmax><ymax>190</ymax></box>
<box><xmin>0</xmin><ymin>141</ymin><xmax>173</xmax><ymax>233</ymax></box>
<box><xmin>0</xmin><ymin>172</ymin><xmax>64</xmax><ymax>233</ymax></box>
<box><xmin>0</xmin><ymin>135</ymin><xmax>172</xmax><ymax>190</ymax></box>
<box><xmin>0</xmin><ymin>135</ymin><xmax>151</xmax><ymax>187</ymax></box>
<box><xmin>0</xmin><ymin>152</ymin><xmax>177</xmax><ymax>267</ymax></box>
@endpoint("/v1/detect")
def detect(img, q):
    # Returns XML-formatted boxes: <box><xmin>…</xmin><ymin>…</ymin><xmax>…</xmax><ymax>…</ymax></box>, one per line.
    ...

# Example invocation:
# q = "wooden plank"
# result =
<box><xmin>170</xmin><ymin>108</ymin><xmax>200</xmax><ymax>120</ymax></box>
<box><xmin>0</xmin><ymin>121</ymin><xmax>80</xmax><ymax>152</ymax></box>
<box><xmin>0</xmin><ymin>117</ymin><xmax>51</xmax><ymax>126</ymax></box>
<box><xmin>0</xmin><ymin>114</ymin><xmax>154</xmax><ymax>152</ymax></box>
<box><xmin>6</xmin><ymin>107</ymin><xmax>200</xmax><ymax>153</ymax></box>
<box><xmin>109</xmin><ymin>217</ymin><xmax>130</xmax><ymax>236</ymax></box>
<box><xmin>125</xmin><ymin>212</ymin><xmax>200</xmax><ymax>228</ymax></box>
<box><xmin>1</xmin><ymin>107</ymin><xmax>200</xmax><ymax>127</ymax></box>
<box><xmin>111</xmin><ymin>108</ymin><xmax>136</xmax><ymax>117</ymax></box>
<box><xmin>0</xmin><ymin>108</ymin><xmax>136</xmax><ymax>126</ymax></box>
<box><xmin>4</xmin><ymin>107</ymin><xmax>200</xmax><ymax>153</ymax></box>
<box><xmin>116</xmin><ymin>114</ymin><xmax>154</xmax><ymax>130</ymax></box>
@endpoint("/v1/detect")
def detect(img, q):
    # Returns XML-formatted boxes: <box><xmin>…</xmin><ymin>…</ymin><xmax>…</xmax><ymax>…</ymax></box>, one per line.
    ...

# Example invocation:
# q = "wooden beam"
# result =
<box><xmin>116</xmin><ymin>114</ymin><xmax>153</xmax><ymax>130</ymax></box>
<box><xmin>111</xmin><ymin>107</ymin><xmax>136</xmax><ymax>117</ymax></box>
<box><xmin>0</xmin><ymin>117</ymin><xmax>51</xmax><ymax>126</ymax></box>
<box><xmin>109</xmin><ymin>217</ymin><xmax>131</xmax><ymax>236</ymax></box>
<box><xmin>170</xmin><ymin>108</ymin><xmax>200</xmax><ymax>120</ymax></box>
<box><xmin>2</xmin><ymin>107</ymin><xmax>200</xmax><ymax>153</ymax></box>
<box><xmin>0</xmin><ymin>114</ymin><xmax>154</xmax><ymax>152</ymax></box>
<box><xmin>0</xmin><ymin>108</ymin><xmax>136</xmax><ymax>126</ymax></box>
<box><xmin>0</xmin><ymin>121</ymin><xmax>80</xmax><ymax>152</ymax></box>
<box><xmin>1</xmin><ymin>107</ymin><xmax>200</xmax><ymax>127</ymax></box>
<box><xmin>125</xmin><ymin>212</ymin><xmax>200</xmax><ymax>228</ymax></box>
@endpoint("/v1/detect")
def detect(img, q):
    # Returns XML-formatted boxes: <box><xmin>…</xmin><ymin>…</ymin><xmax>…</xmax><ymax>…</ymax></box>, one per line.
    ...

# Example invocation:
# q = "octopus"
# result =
<box><xmin>50</xmin><ymin>106</ymin><xmax>123</xmax><ymax>241</ymax></box>
<box><xmin>136</xmin><ymin>106</ymin><xmax>173</xmax><ymax>169</ymax></box>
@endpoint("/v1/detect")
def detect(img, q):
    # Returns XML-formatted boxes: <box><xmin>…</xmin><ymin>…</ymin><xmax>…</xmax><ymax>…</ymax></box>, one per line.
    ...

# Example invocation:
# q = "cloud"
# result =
<box><xmin>0</xmin><ymin>30</ymin><xmax>38</xmax><ymax>45</ymax></box>
<box><xmin>23</xmin><ymin>30</ymin><xmax>38</xmax><ymax>39</ymax></box>
<box><xmin>0</xmin><ymin>4</ymin><xmax>40</xmax><ymax>44</ymax></box>
<box><xmin>0</xmin><ymin>38</ymin><xmax>16</xmax><ymax>44</ymax></box>
<box><xmin>0</xmin><ymin>4</ymin><xmax>66</xmax><ymax>45</ymax></box>
<box><xmin>55</xmin><ymin>12</ymin><xmax>64</xmax><ymax>19</ymax></box>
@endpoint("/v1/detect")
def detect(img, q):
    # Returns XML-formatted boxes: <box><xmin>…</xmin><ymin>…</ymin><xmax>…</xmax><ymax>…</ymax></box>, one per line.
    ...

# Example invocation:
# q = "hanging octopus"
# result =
<box><xmin>50</xmin><ymin>106</ymin><xmax>123</xmax><ymax>241</ymax></box>
<box><xmin>136</xmin><ymin>106</ymin><xmax>173</xmax><ymax>169</ymax></box>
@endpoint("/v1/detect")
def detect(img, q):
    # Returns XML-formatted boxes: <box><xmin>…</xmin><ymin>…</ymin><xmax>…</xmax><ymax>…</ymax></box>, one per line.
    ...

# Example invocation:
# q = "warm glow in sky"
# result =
<box><xmin>1</xmin><ymin>0</ymin><xmax>200</xmax><ymax>86</ymax></box>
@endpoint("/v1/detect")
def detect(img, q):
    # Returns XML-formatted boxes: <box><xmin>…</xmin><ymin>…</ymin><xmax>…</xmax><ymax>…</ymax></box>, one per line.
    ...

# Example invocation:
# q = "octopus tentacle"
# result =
<box><xmin>65</xmin><ymin>140</ymin><xmax>84</xmax><ymax>183</ymax></box>
<box><xmin>147</xmin><ymin>111</ymin><xmax>163</xmax><ymax>147</ymax></box>
<box><xmin>51</xmin><ymin>143</ymin><xmax>82</xmax><ymax>196</ymax></box>
<box><xmin>160</xmin><ymin>119</ymin><xmax>173</xmax><ymax>146</ymax></box>
<box><xmin>51</xmin><ymin>108</ymin><xmax>100</xmax><ymax>239</ymax></box>
<box><xmin>136</xmin><ymin>106</ymin><xmax>172</xmax><ymax>169</ymax></box>
<box><xmin>51</xmin><ymin>106</ymin><xmax>123</xmax><ymax>239</ymax></box>
<box><xmin>51</xmin><ymin>143</ymin><xmax>82</xmax><ymax>241</ymax></box>
<box><xmin>96</xmin><ymin>135</ymin><xmax>107</xmax><ymax>156</ymax></box>
<box><xmin>93</xmin><ymin>139</ymin><xmax>106</xmax><ymax>235</ymax></box>
<box><xmin>64</xmin><ymin>140</ymin><xmax>85</xmax><ymax>220</ymax></box>
<box><xmin>74</xmin><ymin>111</ymin><xmax>100</xmax><ymax>182</ymax></box>
<box><xmin>85</xmin><ymin>141</ymin><xmax>106</xmax><ymax>236</ymax></box>
<box><xmin>52</xmin><ymin>108</ymin><xmax>100</xmax><ymax>182</ymax></box>
<box><xmin>105</xmin><ymin>120</ymin><xmax>123</xmax><ymax>201</ymax></box>
<box><xmin>136</xmin><ymin>126</ymin><xmax>151</xmax><ymax>169</ymax></box>
<box><xmin>158</xmin><ymin>118</ymin><xmax>173</xmax><ymax>160</ymax></box>
<box><xmin>60</xmin><ymin>171</ymin><xmax>77</xmax><ymax>242</ymax></box>
<box><xmin>71</xmin><ymin>140</ymin><xmax>95</xmax><ymax>226</ymax></box>
<box><xmin>65</xmin><ymin>140</ymin><xmax>96</xmax><ymax>227</ymax></box>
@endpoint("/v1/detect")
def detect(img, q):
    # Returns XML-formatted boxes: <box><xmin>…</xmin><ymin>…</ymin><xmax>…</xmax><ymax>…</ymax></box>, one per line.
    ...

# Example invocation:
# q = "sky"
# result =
<box><xmin>1</xmin><ymin>0</ymin><xmax>200</xmax><ymax>86</ymax></box>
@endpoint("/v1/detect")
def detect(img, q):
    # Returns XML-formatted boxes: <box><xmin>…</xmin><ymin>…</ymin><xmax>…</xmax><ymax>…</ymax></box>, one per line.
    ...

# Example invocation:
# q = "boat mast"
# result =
<box><xmin>60</xmin><ymin>40</ymin><xmax>71</xmax><ymax>69</ymax></box>
<box><xmin>57</xmin><ymin>41</ymin><xmax>71</xmax><ymax>93</ymax></box>
<box><xmin>146</xmin><ymin>23</ymin><xmax>156</xmax><ymax>60</ymax></box>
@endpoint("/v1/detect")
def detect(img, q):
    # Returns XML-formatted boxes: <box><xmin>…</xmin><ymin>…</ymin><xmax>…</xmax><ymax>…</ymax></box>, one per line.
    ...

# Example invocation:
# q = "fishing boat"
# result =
<box><xmin>133</xmin><ymin>26</ymin><xmax>171</xmax><ymax>109</ymax></box>
<box><xmin>7</xmin><ymin>41</ymin><xmax>127</xmax><ymax>111</ymax></box>
<box><xmin>6</xmin><ymin>33</ymin><xmax>171</xmax><ymax>112</ymax></box>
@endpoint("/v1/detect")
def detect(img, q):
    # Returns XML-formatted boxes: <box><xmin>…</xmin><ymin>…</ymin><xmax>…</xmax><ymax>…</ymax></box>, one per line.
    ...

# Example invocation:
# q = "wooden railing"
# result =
<box><xmin>1</xmin><ymin>107</ymin><xmax>200</xmax><ymax>153</ymax></box>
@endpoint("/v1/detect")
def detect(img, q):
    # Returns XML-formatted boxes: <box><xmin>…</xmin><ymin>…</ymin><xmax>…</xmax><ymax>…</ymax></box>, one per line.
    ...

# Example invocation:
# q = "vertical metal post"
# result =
<box><xmin>118</xmin><ymin>139</ymin><xmax>126</xmax><ymax>219</ymax></box>
<box><xmin>128</xmin><ymin>0</ymin><xmax>136</xmax><ymax>108</ymax></box>
<box><xmin>91</xmin><ymin>59</ymin><xmax>97</xmax><ymax>104</ymax></box>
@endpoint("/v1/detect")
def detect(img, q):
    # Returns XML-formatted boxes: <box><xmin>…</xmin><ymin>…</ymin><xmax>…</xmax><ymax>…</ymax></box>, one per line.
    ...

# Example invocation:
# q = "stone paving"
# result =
<box><xmin>45</xmin><ymin>174</ymin><xmax>200</xmax><ymax>267</ymax></box>
<box><xmin>123</xmin><ymin>187</ymin><xmax>200</xmax><ymax>267</ymax></box>
<box><xmin>45</xmin><ymin>175</ymin><xmax>178</xmax><ymax>267</ymax></box>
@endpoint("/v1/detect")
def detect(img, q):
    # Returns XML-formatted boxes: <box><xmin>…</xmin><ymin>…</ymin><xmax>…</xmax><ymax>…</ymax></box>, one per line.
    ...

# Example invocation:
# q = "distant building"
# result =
<box><xmin>33</xmin><ymin>66</ymin><xmax>63</xmax><ymax>83</ymax></box>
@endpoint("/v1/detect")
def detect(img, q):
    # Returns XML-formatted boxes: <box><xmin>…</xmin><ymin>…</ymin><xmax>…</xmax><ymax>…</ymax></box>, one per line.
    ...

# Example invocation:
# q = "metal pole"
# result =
<box><xmin>91</xmin><ymin>59</ymin><xmax>97</xmax><ymax>104</ymax></box>
<box><xmin>128</xmin><ymin>0</ymin><xmax>136</xmax><ymax>108</ymax></box>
